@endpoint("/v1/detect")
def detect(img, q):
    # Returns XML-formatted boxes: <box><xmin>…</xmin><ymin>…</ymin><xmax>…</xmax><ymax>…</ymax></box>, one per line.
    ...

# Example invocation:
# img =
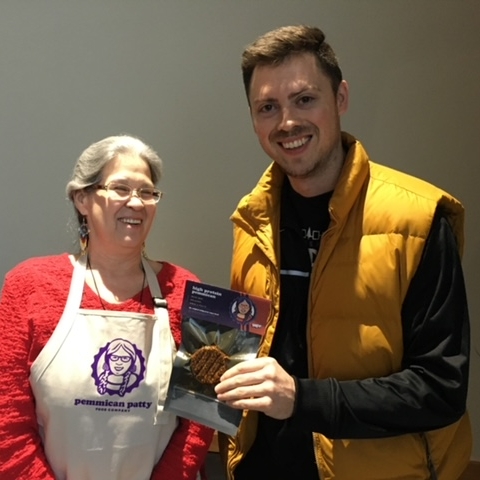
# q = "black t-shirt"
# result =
<box><xmin>274</xmin><ymin>179</ymin><xmax>332</xmax><ymax>378</ymax></box>
<box><xmin>234</xmin><ymin>179</ymin><xmax>332</xmax><ymax>480</ymax></box>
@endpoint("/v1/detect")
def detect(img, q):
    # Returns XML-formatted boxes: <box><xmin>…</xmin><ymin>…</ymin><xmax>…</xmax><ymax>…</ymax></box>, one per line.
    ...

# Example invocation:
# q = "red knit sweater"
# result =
<box><xmin>0</xmin><ymin>254</ymin><xmax>213</xmax><ymax>480</ymax></box>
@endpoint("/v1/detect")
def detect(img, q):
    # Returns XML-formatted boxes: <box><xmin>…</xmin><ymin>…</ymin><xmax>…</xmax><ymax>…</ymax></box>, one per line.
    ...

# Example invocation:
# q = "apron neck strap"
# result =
<box><xmin>73</xmin><ymin>255</ymin><xmax>167</xmax><ymax>313</ymax></box>
<box><xmin>141</xmin><ymin>257</ymin><xmax>168</xmax><ymax>311</ymax></box>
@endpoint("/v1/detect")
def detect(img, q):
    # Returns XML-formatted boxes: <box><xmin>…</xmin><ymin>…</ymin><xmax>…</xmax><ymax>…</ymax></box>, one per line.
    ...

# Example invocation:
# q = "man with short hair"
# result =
<box><xmin>215</xmin><ymin>25</ymin><xmax>471</xmax><ymax>480</ymax></box>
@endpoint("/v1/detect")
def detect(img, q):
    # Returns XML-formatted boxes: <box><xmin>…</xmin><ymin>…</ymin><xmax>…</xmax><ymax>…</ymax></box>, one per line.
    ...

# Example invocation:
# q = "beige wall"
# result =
<box><xmin>0</xmin><ymin>0</ymin><xmax>478</xmax><ymax>459</ymax></box>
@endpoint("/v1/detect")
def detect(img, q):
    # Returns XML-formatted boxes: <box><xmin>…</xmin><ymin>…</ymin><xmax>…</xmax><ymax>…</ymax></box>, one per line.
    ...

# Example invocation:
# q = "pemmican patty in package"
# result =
<box><xmin>164</xmin><ymin>280</ymin><xmax>270</xmax><ymax>435</ymax></box>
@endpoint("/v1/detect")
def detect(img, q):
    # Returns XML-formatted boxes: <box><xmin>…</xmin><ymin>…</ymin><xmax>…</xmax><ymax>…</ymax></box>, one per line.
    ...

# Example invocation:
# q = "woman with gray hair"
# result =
<box><xmin>0</xmin><ymin>134</ymin><xmax>213</xmax><ymax>480</ymax></box>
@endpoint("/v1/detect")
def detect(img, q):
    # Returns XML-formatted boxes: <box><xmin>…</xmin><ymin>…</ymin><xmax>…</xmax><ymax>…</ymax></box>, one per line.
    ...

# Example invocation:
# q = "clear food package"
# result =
<box><xmin>164</xmin><ymin>280</ymin><xmax>270</xmax><ymax>435</ymax></box>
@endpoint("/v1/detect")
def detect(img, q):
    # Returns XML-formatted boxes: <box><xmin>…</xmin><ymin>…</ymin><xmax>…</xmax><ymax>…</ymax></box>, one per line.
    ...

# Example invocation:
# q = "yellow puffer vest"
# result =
<box><xmin>221</xmin><ymin>133</ymin><xmax>471</xmax><ymax>479</ymax></box>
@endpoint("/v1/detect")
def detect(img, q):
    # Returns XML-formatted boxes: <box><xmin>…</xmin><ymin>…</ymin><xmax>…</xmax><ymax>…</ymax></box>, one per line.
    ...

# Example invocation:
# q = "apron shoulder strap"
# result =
<box><xmin>142</xmin><ymin>258</ymin><xmax>168</xmax><ymax>310</ymax></box>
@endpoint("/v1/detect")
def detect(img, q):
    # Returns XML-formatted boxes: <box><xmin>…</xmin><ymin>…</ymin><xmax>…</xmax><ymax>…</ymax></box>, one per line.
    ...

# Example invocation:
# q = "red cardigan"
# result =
<box><xmin>0</xmin><ymin>253</ymin><xmax>213</xmax><ymax>480</ymax></box>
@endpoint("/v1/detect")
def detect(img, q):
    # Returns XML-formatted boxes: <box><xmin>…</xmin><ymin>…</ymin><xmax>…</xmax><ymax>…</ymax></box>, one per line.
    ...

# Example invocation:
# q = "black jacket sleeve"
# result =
<box><xmin>289</xmin><ymin>210</ymin><xmax>470</xmax><ymax>438</ymax></box>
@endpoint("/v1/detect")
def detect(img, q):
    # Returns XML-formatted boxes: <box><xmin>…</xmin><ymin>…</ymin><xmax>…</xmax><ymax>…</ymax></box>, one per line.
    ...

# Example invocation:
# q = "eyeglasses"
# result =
<box><xmin>109</xmin><ymin>355</ymin><xmax>131</xmax><ymax>363</ymax></box>
<box><xmin>95</xmin><ymin>182</ymin><xmax>163</xmax><ymax>204</ymax></box>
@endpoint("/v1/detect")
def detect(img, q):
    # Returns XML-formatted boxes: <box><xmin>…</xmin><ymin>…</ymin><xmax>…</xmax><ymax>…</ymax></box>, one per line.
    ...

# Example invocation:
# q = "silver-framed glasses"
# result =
<box><xmin>95</xmin><ymin>182</ymin><xmax>163</xmax><ymax>204</ymax></box>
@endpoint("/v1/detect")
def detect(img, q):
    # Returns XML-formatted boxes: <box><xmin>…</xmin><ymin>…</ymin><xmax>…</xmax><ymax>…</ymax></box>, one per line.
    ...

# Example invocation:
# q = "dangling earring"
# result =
<box><xmin>79</xmin><ymin>216</ymin><xmax>90</xmax><ymax>255</ymax></box>
<box><xmin>142</xmin><ymin>242</ymin><xmax>148</xmax><ymax>259</ymax></box>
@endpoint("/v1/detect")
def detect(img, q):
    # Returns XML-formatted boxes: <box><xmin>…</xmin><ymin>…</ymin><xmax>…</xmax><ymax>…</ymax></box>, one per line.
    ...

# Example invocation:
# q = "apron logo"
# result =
<box><xmin>91</xmin><ymin>338</ymin><xmax>146</xmax><ymax>397</ymax></box>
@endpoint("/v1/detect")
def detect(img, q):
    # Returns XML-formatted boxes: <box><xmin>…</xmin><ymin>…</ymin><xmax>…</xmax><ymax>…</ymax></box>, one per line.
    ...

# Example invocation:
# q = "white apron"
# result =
<box><xmin>29</xmin><ymin>256</ymin><xmax>178</xmax><ymax>480</ymax></box>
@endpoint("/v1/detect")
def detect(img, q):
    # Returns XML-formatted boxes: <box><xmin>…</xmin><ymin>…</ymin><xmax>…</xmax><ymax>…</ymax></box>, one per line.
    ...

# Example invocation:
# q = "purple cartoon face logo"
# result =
<box><xmin>91</xmin><ymin>338</ymin><xmax>146</xmax><ymax>397</ymax></box>
<box><xmin>230</xmin><ymin>295</ymin><xmax>256</xmax><ymax>331</ymax></box>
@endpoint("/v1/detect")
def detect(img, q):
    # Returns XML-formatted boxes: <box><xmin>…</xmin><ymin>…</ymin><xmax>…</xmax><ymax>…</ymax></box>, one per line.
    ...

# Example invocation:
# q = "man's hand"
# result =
<box><xmin>214</xmin><ymin>357</ymin><xmax>296</xmax><ymax>420</ymax></box>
